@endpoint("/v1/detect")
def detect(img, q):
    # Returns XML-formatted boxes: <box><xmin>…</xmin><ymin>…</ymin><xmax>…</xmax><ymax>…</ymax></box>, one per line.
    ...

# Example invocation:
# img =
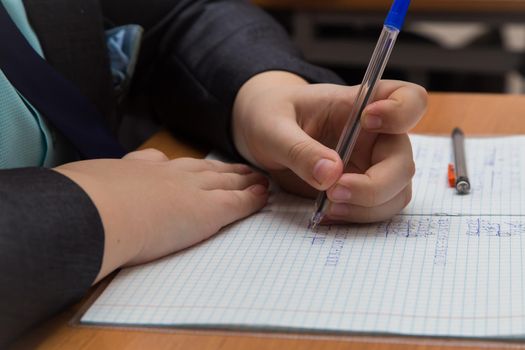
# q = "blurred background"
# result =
<box><xmin>122</xmin><ymin>0</ymin><xmax>525</xmax><ymax>148</ymax></box>
<box><xmin>253</xmin><ymin>0</ymin><xmax>525</xmax><ymax>93</ymax></box>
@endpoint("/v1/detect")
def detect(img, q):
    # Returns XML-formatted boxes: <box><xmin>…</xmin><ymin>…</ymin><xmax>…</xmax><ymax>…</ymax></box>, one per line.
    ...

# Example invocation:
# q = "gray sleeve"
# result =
<box><xmin>150</xmin><ymin>0</ymin><xmax>345</xmax><ymax>158</ymax></box>
<box><xmin>100</xmin><ymin>0</ymin><xmax>345</xmax><ymax>158</ymax></box>
<box><xmin>0</xmin><ymin>167</ymin><xmax>104</xmax><ymax>346</ymax></box>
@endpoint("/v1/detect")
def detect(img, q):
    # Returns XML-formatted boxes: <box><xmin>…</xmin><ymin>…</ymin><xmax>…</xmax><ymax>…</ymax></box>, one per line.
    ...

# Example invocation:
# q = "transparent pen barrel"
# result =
<box><xmin>336</xmin><ymin>26</ymin><xmax>399</xmax><ymax>165</ymax></box>
<box><xmin>311</xmin><ymin>25</ymin><xmax>400</xmax><ymax>226</ymax></box>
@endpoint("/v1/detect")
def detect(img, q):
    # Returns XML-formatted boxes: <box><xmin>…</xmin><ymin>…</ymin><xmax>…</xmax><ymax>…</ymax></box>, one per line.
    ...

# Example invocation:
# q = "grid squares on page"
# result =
<box><xmin>82</xmin><ymin>135</ymin><xmax>525</xmax><ymax>338</ymax></box>
<box><xmin>407</xmin><ymin>135</ymin><xmax>525</xmax><ymax>216</ymax></box>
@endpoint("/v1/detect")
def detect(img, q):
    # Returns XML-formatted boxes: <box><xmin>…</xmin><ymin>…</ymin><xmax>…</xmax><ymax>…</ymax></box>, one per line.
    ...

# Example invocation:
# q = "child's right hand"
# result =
<box><xmin>54</xmin><ymin>149</ymin><xmax>269</xmax><ymax>283</ymax></box>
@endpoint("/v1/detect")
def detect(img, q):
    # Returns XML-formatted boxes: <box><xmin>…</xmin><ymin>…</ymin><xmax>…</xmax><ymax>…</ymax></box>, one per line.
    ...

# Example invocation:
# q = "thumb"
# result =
<box><xmin>272</xmin><ymin>120</ymin><xmax>343</xmax><ymax>190</ymax></box>
<box><xmin>123</xmin><ymin>148</ymin><xmax>170</xmax><ymax>162</ymax></box>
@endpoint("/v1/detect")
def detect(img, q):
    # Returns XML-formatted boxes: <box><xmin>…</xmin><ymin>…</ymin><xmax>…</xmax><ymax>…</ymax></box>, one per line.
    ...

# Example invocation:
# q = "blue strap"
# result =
<box><xmin>0</xmin><ymin>3</ymin><xmax>125</xmax><ymax>159</ymax></box>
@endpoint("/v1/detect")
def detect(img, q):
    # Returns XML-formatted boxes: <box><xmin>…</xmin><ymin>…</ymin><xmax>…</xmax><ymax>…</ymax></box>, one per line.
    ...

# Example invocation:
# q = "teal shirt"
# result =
<box><xmin>0</xmin><ymin>0</ymin><xmax>75</xmax><ymax>169</ymax></box>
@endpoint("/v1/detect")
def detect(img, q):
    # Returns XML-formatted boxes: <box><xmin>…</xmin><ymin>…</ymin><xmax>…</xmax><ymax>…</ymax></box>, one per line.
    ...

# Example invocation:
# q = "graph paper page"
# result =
<box><xmin>82</xmin><ymin>135</ymin><xmax>525</xmax><ymax>338</ymax></box>
<box><xmin>406</xmin><ymin>135</ymin><xmax>525</xmax><ymax>216</ymax></box>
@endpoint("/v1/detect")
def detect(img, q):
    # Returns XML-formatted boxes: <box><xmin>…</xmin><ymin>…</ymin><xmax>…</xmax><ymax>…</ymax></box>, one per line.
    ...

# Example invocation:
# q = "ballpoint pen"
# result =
<box><xmin>309</xmin><ymin>0</ymin><xmax>411</xmax><ymax>229</ymax></box>
<box><xmin>452</xmin><ymin>128</ymin><xmax>470</xmax><ymax>194</ymax></box>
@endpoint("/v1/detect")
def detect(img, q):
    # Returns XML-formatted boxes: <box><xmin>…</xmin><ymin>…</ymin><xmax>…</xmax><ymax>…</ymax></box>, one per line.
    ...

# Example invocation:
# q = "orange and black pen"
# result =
<box><xmin>451</xmin><ymin>128</ymin><xmax>470</xmax><ymax>195</ymax></box>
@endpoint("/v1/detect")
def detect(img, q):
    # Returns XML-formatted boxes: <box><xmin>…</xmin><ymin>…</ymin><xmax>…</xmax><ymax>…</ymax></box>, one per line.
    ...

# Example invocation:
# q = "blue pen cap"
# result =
<box><xmin>384</xmin><ymin>0</ymin><xmax>411</xmax><ymax>30</ymax></box>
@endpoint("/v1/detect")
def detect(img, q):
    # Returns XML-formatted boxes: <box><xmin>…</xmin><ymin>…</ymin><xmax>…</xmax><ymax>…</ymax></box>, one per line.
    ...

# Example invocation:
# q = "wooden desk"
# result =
<box><xmin>253</xmin><ymin>0</ymin><xmax>525</xmax><ymax>13</ymax></box>
<box><xmin>11</xmin><ymin>93</ymin><xmax>525</xmax><ymax>350</ymax></box>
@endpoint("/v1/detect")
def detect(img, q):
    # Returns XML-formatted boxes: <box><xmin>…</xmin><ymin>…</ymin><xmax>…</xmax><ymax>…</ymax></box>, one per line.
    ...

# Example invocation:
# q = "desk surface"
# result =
<box><xmin>253</xmin><ymin>0</ymin><xmax>525</xmax><ymax>12</ymax></box>
<box><xmin>11</xmin><ymin>93</ymin><xmax>525</xmax><ymax>350</ymax></box>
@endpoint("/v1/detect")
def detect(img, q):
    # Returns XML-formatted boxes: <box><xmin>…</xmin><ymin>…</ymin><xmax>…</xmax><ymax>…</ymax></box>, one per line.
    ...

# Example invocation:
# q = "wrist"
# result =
<box><xmin>53</xmin><ymin>164</ymin><xmax>144</xmax><ymax>283</ymax></box>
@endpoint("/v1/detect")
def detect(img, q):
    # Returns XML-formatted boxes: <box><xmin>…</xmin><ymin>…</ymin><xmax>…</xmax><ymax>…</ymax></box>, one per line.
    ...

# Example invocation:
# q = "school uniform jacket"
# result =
<box><xmin>0</xmin><ymin>0</ymin><xmax>343</xmax><ymax>345</ymax></box>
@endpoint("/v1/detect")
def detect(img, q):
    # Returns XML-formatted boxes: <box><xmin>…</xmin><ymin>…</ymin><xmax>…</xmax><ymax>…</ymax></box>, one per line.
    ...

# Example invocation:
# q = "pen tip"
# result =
<box><xmin>309</xmin><ymin>213</ymin><xmax>323</xmax><ymax>231</ymax></box>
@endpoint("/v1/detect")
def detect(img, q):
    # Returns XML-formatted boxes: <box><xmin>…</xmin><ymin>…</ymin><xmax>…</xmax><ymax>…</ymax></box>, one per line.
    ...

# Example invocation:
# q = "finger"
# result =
<box><xmin>325</xmin><ymin>184</ymin><xmax>412</xmax><ymax>224</ymax></box>
<box><xmin>327</xmin><ymin>134</ymin><xmax>415</xmax><ymax>207</ymax></box>
<box><xmin>268</xmin><ymin>117</ymin><xmax>343</xmax><ymax>191</ymax></box>
<box><xmin>209</xmin><ymin>185</ymin><xmax>270</xmax><ymax>228</ymax></box>
<box><xmin>270</xmin><ymin>168</ymin><xmax>318</xmax><ymax>198</ymax></box>
<box><xmin>123</xmin><ymin>148</ymin><xmax>169</xmax><ymax>162</ymax></box>
<box><xmin>362</xmin><ymin>80</ymin><xmax>428</xmax><ymax>134</ymax></box>
<box><xmin>199</xmin><ymin>171</ymin><xmax>269</xmax><ymax>191</ymax></box>
<box><xmin>172</xmin><ymin>158</ymin><xmax>253</xmax><ymax>174</ymax></box>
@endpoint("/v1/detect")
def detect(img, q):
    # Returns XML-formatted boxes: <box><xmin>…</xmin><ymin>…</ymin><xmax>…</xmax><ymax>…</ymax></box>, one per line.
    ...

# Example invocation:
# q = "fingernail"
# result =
<box><xmin>313</xmin><ymin>159</ymin><xmax>337</xmax><ymax>185</ymax></box>
<box><xmin>250</xmin><ymin>184</ymin><xmax>268</xmax><ymax>196</ymax></box>
<box><xmin>364</xmin><ymin>115</ymin><xmax>382</xmax><ymax>129</ymax></box>
<box><xmin>330</xmin><ymin>203</ymin><xmax>348</xmax><ymax>216</ymax></box>
<box><xmin>331</xmin><ymin>185</ymin><xmax>352</xmax><ymax>202</ymax></box>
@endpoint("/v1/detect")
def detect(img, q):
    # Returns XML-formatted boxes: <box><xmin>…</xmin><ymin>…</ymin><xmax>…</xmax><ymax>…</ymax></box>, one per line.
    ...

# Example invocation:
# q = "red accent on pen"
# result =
<box><xmin>448</xmin><ymin>163</ymin><xmax>456</xmax><ymax>188</ymax></box>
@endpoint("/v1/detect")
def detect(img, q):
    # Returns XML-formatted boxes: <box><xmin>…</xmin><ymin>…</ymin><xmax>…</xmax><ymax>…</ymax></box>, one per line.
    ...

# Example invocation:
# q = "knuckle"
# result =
<box><xmin>406</xmin><ymin>159</ymin><xmax>417</xmax><ymax>179</ymax></box>
<box><xmin>287</xmin><ymin>139</ymin><xmax>311</xmax><ymax>163</ymax></box>
<box><xmin>204</xmin><ymin>159</ymin><xmax>222</xmax><ymax>169</ymax></box>
<box><xmin>411</xmin><ymin>84</ymin><xmax>429</xmax><ymax>114</ymax></box>
<box><xmin>198</xmin><ymin>170</ymin><xmax>218</xmax><ymax>183</ymax></box>
<box><xmin>219</xmin><ymin>174</ymin><xmax>235</xmax><ymax>189</ymax></box>
<box><xmin>365</xmin><ymin>184</ymin><xmax>379</xmax><ymax>207</ymax></box>
<box><xmin>172</xmin><ymin>157</ymin><xmax>197</xmax><ymax>168</ymax></box>
<box><xmin>233</xmin><ymin>163</ymin><xmax>250</xmax><ymax>172</ymax></box>
<box><xmin>219</xmin><ymin>191</ymin><xmax>244</xmax><ymax>211</ymax></box>
<box><xmin>200</xmin><ymin>170</ymin><xmax>215</xmax><ymax>177</ymax></box>
<box><xmin>415</xmin><ymin>84</ymin><xmax>429</xmax><ymax>104</ymax></box>
<box><xmin>227</xmin><ymin>174</ymin><xmax>243</xmax><ymax>188</ymax></box>
<box><xmin>332</xmin><ymin>89</ymin><xmax>354</xmax><ymax>110</ymax></box>
<box><xmin>146</xmin><ymin>148</ymin><xmax>169</xmax><ymax>160</ymax></box>
<box><xmin>125</xmin><ymin>148</ymin><xmax>167</xmax><ymax>161</ymax></box>
<box><xmin>123</xmin><ymin>150</ymin><xmax>140</xmax><ymax>158</ymax></box>
<box><xmin>177</xmin><ymin>157</ymin><xmax>195</xmax><ymax>163</ymax></box>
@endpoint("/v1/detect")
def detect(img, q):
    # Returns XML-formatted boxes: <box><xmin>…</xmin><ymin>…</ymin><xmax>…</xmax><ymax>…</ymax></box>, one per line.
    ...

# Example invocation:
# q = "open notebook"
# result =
<box><xmin>81</xmin><ymin>135</ymin><xmax>525</xmax><ymax>338</ymax></box>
